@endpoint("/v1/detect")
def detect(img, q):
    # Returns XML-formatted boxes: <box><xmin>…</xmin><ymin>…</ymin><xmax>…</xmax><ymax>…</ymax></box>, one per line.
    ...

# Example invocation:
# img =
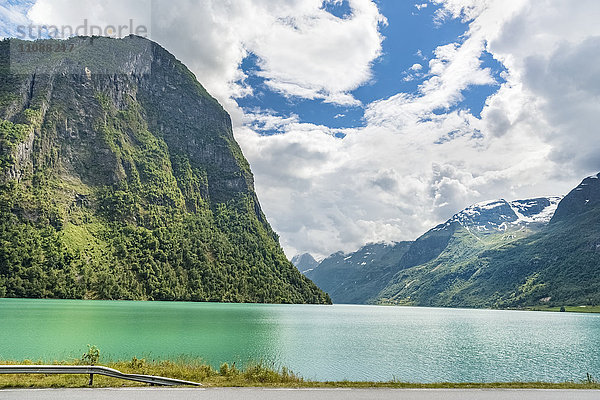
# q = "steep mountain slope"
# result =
<box><xmin>378</xmin><ymin>177</ymin><xmax>600</xmax><ymax>308</ymax></box>
<box><xmin>291</xmin><ymin>253</ymin><xmax>319</xmax><ymax>274</ymax></box>
<box><xmin>377</xmin><ymin>197</ymin><xmax>561</xmax><ymax>282</ymax></box>
<box><xmin>0</xmin><ymin>36</ymin><xmax>330</xmax><ymax>304</ymax></box>
<box><xmin>312</xmin><ymin>197</ymin><xmax>561</xmax><ymax>304</ymax></box>
<box><xmin>551</xmin><ymin>174</ymin><xmax>600</xmax><ymax>223</ymax></box>
<box><xmin>305</xmin><ymin>241</ymin><xmax>413</xmax><ymax>304</ymax></box>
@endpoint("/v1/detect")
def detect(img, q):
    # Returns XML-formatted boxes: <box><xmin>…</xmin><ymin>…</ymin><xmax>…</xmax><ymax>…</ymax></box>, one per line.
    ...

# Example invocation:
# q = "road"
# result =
<box><xmin>1</xmin><ymin>388</ymin><xmax>600</xmax><ymax>400</ymax></box>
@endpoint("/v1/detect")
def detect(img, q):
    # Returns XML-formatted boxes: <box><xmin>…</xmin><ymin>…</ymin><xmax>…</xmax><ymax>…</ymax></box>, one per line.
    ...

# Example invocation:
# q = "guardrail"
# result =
<box><xmin>0</xmin><ymin>365</ymin><xmax>202</xmax><ymax>386</ymax></box>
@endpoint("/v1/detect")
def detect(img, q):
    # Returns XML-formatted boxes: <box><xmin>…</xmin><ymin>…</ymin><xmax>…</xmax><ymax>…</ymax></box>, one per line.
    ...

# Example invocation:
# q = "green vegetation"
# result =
<box><xmin>0</xmin><ymin>37</ymin><xmax>329</xmax><ymax>304</ymax></box>
<box><xmin>0</xmin><ymin>118</ymin><xmax>32</xmax><ymax>169</ymax></box>
<box><xmin>375</xmin><ymin>212</ymin><xmax>600</xmax><ymax>309</ymax></box>
<box><xmin>0</xmin><ymin>119</ymin><xmax>30</xmax><ymax>143</ymax></box>
<box><xmin>306</xmin><ymin>242</ymin><xmax>414</xmax><ymax>304</ymax></box>
<box><xmin>81</xmin><ymin>345</ymin><xmax>100</xmax><ymax>366</ymax></box>
<box><xmin>527</xmin><ymin>305</ymin><xmax>600</xmax><ymax>314</ymax></box>
<box><xmin>310</xmin><ymin>218</ymin><xmax>544</xmax><ymax>306</ymax></box>
<box><xmin>374</xmin><ymin>190</ymin><xmax>600</xmax><ymax>309</ymax></box>
<box><xmin>0</xmin><ymin>358</ymin><xmax>598</xmax><ymax>389</ymax></box>
<box><xmin>375</xmin><ymin>224</ymin><xmax>551</xmax><ymax>307</ymax></box>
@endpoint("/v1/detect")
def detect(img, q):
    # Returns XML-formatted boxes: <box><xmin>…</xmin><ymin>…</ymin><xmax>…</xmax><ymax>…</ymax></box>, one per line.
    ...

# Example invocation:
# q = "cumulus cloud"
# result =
<box><xmin>27</xmin><ymin>0</ymin><xmax>385</xmax><ymax>112</ymax></box>
<box><xmin>248</xmin><ymin>0</ymin><xmax>386</xmax><ymax>106</ymax></box>
<box><xmin>476</xmin><ymin>0</ymin><xmax>600</xmax><ymax>179</ymax></box>
<box><xmin>240</xmin><ymin>0</ymin><xmax>600</xmax><ymax>256</ymax></box>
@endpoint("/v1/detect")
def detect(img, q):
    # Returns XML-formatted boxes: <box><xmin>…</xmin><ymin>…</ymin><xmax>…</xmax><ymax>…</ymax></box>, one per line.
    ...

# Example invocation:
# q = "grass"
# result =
<box><xmin>0</xmin><ymin>358</ymin><xmax>599</xmax><ymax>389</ymax></box>
<box><xmin>526</xmin><ymin>306</ymin><xmax>600</xmax><ymax>314</ymax></box>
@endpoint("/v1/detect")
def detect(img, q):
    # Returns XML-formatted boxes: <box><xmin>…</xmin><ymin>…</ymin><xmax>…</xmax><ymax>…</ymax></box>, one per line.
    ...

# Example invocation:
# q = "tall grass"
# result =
<box><xmin>0</xmin><ymin>358</ymin><xmax>303</xmax><ymax>388</ymax></box>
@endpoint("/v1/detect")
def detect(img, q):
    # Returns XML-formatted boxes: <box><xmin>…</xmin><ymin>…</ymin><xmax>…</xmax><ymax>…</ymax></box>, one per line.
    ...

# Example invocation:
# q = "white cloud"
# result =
<box><xmin>0</xmin><ymin>1</ymin><xmax>32</xmax><ymax>38</ymax></box>
<box><xmin>404</xmin><ymin>63</ymin><xmax>425</xmax><ymax>81</ymax></box>
<box><xmin>480</xmin><ymin>0</ymin><xmax>600</xmax><ymax>176</ymax></box>
<box><xmin>248</xmin><ymin>0</ymin><xmax>386</xmax><ymax>105</ymax></box>
<box><xmin>240</xmin><ymin>0</ymin><xmax>600</xmax><ymax>257</ymax></box>
<box><xmin>431</xmin><ymin>0</ymin><xmax>492</xmax><ymax>24</ymax></box>
<box><xmin>27</xmin><ymin>0</ymin><xmax>385</xmax><ymax>111</ymax></box>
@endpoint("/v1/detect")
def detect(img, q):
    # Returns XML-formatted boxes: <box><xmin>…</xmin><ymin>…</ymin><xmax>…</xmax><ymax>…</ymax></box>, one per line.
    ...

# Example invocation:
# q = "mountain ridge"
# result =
<box><xmin>383</xmin><ymin>173</ymin><xmax>600</xmax><ymax>308</ymax></box>
<box><xmin>306</xmin><ymin>194</ymin><xmax>572</xmax><ymax>305</ymax></box>
<box><xmin>377</xmin><ymin>181</ymin><xmax>600</xmax><ymax>308</ymax></box>
<box><xmin>441</xmin><ymin>197</ymin><xmax>562</xmax><ymax>232</ymax></box>
<box><xmin>551</xmin><ymin>173</ymin><xmax>600</xmax><ymax>224</ymax></box>
<box><xmin>306</xmin><ymin>241</ymin><xmax>413</xmax><ymax>304</ymax></box>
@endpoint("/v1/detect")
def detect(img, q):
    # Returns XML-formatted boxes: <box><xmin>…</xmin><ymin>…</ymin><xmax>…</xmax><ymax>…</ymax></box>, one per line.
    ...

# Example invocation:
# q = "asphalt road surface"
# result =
<box><xmin>1</xmin><ymin>388</ymin><xmax>600</xmax><ymax>400</ymax></box>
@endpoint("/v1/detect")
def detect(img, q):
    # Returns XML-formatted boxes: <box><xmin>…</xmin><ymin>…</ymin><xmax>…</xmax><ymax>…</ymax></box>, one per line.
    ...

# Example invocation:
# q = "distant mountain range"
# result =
<box><xmin>303</xmin><ymin>242</ymin><xmax>413</xmax><ymax>305</ymax></box>
<box><xmin>300</xmin><ymin>173</ymin><xmax>600</xmax><ymax>308</ymax></box>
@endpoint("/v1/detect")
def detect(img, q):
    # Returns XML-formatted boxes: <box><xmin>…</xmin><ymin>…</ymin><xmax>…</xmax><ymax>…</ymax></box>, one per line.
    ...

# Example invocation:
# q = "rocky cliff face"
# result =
<box><xmin>0</xmin><ymin>36</ymin><xmax>330</xmax><ymax>304</ymax></box>
<box><xmin>3</xmin><ymin>36</ymin><xmax>251</xmax><ymax>204</ymax></box>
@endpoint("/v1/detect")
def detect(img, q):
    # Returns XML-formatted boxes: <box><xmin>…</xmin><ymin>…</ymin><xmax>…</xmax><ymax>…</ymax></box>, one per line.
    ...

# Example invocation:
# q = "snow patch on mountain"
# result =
<box><xmin>509</xmin><ymin>197</ymin><xmax>562</xmax><ymax>225</ymax></box>
<box><xmin>434</xmin><ymin>197</ymin><xmax>563</xmax><ymax>233</ymax></box>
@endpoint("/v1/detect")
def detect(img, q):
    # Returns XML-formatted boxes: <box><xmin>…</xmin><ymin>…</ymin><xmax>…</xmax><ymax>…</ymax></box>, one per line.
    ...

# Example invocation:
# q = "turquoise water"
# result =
<box><xmin>1</xmin><ymin>299</ymin><xmax>599</xmax><ymax>382</ymax></box>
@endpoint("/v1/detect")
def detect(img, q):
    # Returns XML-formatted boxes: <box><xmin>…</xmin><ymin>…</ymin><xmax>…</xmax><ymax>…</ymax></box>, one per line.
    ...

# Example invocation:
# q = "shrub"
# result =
<box><xmin>81</xmin><ymin>345</ymin><xmax>100</xmax><ymax>365</ymax></box>
<box><xmin>219</xmin><ymin>362</ymin><xmax>238</xmax><ymax>377</ymax></box>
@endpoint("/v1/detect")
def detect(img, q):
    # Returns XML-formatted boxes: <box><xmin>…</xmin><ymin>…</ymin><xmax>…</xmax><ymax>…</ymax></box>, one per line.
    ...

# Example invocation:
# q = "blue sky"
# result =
<box><xmin>235</xmin><ymin>1</ymin><xmax>503</xmax><ymax>132</ymax></box>
<box><xmin>3</xmin><ymin>0</ymin><xmax>599</xmax><ymax>257</ymax></box>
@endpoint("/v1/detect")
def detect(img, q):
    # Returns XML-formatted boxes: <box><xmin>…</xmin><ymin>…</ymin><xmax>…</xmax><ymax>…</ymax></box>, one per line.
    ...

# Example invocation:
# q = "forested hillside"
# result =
<box><xmin>0</xmin><ymin>36</ymin><xmax>330</xmax><ymax>304</ymax></box>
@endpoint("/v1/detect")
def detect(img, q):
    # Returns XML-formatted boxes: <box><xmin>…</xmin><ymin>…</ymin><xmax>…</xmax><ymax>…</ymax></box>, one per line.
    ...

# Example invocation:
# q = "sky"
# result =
<box><xmin>2</xmin><ymin>0</ymin><xmax>600</xmax><ymax>258</ymax></box>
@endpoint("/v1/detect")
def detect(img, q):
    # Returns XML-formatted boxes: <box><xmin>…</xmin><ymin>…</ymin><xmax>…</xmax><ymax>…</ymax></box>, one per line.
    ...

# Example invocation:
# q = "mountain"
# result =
<box><xmin>305</xmin><ymin>242</ymin><xmax>413</xmax><ymax>304</ymax></box>
<box><xmin>377</xmin><ymin>178</ymin><xmax>600</xmax><ymax>308</ymax></box>
<box><xmin>0</xmin><ymin>36</ymin><xmax>330</xmax><ymax>304</ymax></box>
<box><xmin>291</xmin><ymin>253</ymin><xmax>319</xmax><ymax>274</ymax></box>
<box><xmin>311</xmin><ymin>196</ymin><xmax>561</xmax><ymax>304</ymax></box>
<box><xmin>551</xmin><ymin>174</ymin><xmax>600</xmax><ymax>223</ymax></box>
<box><xmin>436</xmin><ymin>197</ymin><xmax>562</xmax><ymax>233</ymax></box>
<box><xmin>391</xmin><ymin>196</ymin><xmax>561</xmax><ymax>272</ymax></box>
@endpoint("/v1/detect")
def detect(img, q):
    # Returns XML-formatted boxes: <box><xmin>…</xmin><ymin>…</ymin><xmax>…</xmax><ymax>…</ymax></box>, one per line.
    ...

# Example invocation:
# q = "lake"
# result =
<box><xmin>0</xmin><ymin>299</ymin><xmax>599</xmax><ymax>382</ymax></box>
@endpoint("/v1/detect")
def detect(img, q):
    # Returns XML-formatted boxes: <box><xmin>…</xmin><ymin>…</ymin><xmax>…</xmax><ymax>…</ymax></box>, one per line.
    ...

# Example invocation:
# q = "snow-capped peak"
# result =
<box><xmin>436</xmin><ymin>196</ymin><xmax>563</xmax><ymax>234</ymax></box>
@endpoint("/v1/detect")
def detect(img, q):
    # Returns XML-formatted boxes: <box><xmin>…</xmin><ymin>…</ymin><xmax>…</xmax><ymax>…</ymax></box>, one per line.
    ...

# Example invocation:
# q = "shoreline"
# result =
<box><xmin>1</xmin><ymin>360</ymin><xmax>598</xmax><ymax>390</ymax></box>
<box><xmin>523</xmin><ymin>306</ymin><xmax>600</xmax><ymax>314</ymax></box>
<box><xmin>3</xmin><ymin>297</ymin><xmax>599</xmax><ymax>314</ymax></box>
